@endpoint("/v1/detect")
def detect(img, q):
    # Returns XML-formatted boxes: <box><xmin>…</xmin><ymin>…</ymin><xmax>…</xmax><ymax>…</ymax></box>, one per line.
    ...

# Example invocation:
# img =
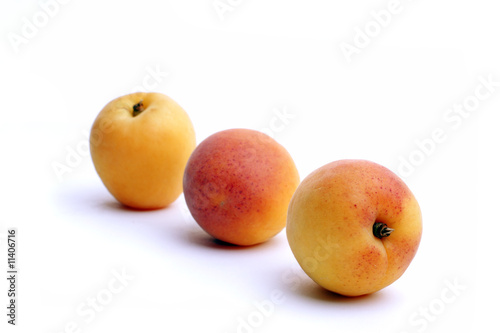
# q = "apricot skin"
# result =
<box><xmin>90</xmin><ymin>92</ymin><xmax>196</xmax><ymax>210</ymax></box>
<box><xmin>286</xmin><ymin>159</ymin><xmax>422</xmax><ymax>296</ymax></box>
<box><xmin>183</xmin><ymin>129</ymin><xmax>300</xmax><ymax>246</ymax></box>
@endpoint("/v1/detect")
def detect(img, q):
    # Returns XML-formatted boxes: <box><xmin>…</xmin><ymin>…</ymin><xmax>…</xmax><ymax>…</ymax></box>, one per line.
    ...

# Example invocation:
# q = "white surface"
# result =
<box><xmin>1</xmin><ymin>1</ymin><xmax>498</xmax><ymax>332</ymax></box>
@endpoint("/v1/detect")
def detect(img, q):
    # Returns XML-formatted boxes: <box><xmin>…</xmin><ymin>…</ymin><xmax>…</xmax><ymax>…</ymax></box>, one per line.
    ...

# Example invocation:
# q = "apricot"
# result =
<box><xmin>286</xmin><ymin>159</ymin><xmax>422</xmax><ymax>296</ymax></box>
<box><xmin>89</xmin><ymin>92</ymin><xmax>196</xmax><ymax>209</ymax></box>
<box><xmin>183</xmin><ymin>129</ymin><xmax>300</xmax><ymax>246</ymax></box>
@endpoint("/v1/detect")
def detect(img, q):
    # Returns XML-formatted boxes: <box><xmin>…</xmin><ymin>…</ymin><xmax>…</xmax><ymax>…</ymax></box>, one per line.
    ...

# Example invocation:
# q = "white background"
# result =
<box><xmin>1</xmin><ymin>0</ymin><xmax>498</xmax><ymax>332</ymax></box>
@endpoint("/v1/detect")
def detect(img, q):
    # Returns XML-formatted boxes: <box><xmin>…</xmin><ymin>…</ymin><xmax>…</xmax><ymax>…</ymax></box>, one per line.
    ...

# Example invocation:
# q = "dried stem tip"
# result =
<box><xmin>132</xmin><ymin>100</ymin><xmax>145</xmax><ymax>117</ymax></box>
<box><xmin>373</xmin><ymin>222</ymin><xmax>394</xmax><ymax>239</ymax></box>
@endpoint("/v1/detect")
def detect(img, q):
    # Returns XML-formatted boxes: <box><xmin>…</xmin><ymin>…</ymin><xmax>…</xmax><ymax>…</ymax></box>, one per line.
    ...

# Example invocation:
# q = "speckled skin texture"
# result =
<box><xmin>286</xmin><ymin>159</ymin><xmax>422</xmax><ymax>296</ymax></box>
<box><xmin>183</xmin><ymin>129</ymin><xmax>300</xmax><ymax>246</ymax></box>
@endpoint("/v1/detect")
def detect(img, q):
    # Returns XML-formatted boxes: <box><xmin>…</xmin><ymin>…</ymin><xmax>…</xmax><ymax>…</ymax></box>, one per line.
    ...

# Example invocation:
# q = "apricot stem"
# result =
<box><xmin>132</xmin><ymin>100</ymin><xmax>145</xmax><ymax>117</ymax></box>
<box><xmin>373</xmin><ymin>222</ymin><xmax>394</xmax><ymax>239</ymax></box>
